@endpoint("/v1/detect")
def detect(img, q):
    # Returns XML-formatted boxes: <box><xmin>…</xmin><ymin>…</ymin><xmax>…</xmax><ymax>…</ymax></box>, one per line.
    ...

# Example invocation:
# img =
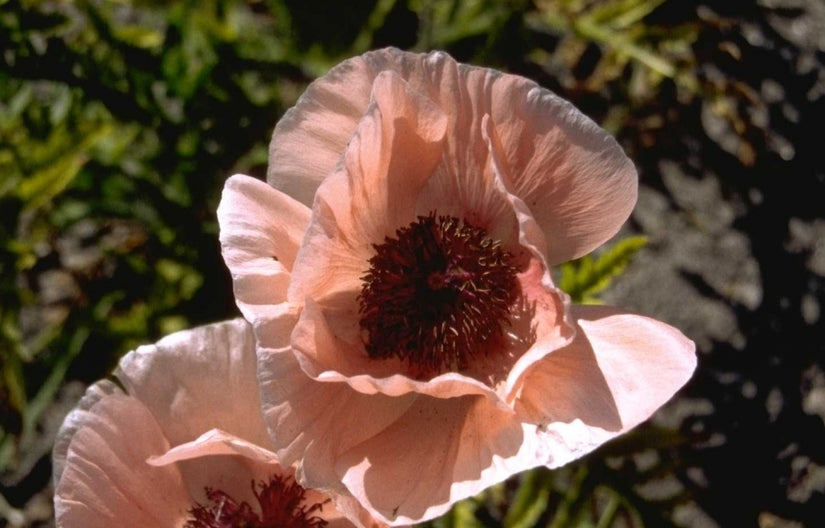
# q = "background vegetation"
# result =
<box><xmin>1</xmin><ymin>0</ymin><xmax>823</xmax><ymax>526</ymax></box>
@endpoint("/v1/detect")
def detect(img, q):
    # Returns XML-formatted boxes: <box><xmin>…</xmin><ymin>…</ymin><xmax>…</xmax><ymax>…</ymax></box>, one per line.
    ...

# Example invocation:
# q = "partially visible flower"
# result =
<box><xmin>52</xmin><ymin>319</ymin><xmax>380</xmax><ymax>528</ymax></box>
<box><xmin>219</xmin><ymin>48</ymin><xmax>696</xmax><ymax>525</ymax></box>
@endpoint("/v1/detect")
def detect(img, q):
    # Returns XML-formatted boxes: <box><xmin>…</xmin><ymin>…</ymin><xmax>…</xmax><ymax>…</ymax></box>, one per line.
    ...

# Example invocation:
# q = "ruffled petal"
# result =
<box><xmin>331</xmin><ymin>300</ymin><xmax>695</xmax><ymax>526</ymax></box>
<box><xmin>335</xmin><ymin>396</ymin><xmax>528</xmax><ymax>525</ymax></box>
<box><xmin>151</xmin><ymin>431</ymin><xmax>385</xmax><ymax>528</ymax></box>
<box><xmin>499</xmin><ymin>259</ymin><xmax>575</xmax><ymax>404</ymax></box>
<box><xmin>287</xmin><ymin>70</ymin><xmax>447</xmax><ymax>306</ymax></box>
<box><xmin>54</xmin><ymin>320</ymin><xmax>376</xmax><ymax>528</ymax></box>
<box><xmin>268</xmin><ymin>48</ymin><xmax>450</xmax><ymax>206</ymax></box>
<box><xmin>284</xmin><ymin>87</ymin><xmax>581</xmax><ymax>399</ymax></box>
<box><xmin>289</xmin><ymin>299</ymin><xmax>514</xmax><ymax>405</ymax></box>
<box><xmin>332</xmin><ymin>495</ymin><xmax>389</xmax><ymax>528</ymax></box>
<box><xmin>515</xmin><ymin>304</ymin><xmax>696</xmax><ymax>437</ymax></box>
<box><xmin>344</xmin><ymin>70</ymin><xmax>448</xmax><ymax>240</ymax></box>
<box><xmin>283</xmin><ymin>68</ymin><xmax>449</xmax><ymax>358</ymax></box>
<box><xmin>52</xmin><ymin>380</ymin><xmax>119</xmax><ymax>486</ymax></box>
<box><xmin>479</xmin><ymin>115</ymin><xmax>578</xmax><ymax>401</ymax></box>
<box><xmin>148</xmin><ymin>429</ymin><xmax>279</xmax><ymax>466</ymax></box>
<box><xmin>268</xmin><ymin>59</ymin><xmax>377</xmax><ymax>206</ymax></box>
<box><xmin>115</xmin><ymin>318</ymin><xmax>273</xmax><ymax>450</ymax></box>
<box><xmin>269</xmin><ymin>48</ymin><xmax>635</xmax><ymax>264</ymax></box>
<box><xmin>256</xmin><ymin>346</ymin><xmax>417</xmax><ymax>494</ymax></box>
<box><xmin>218</xmin><ymin>174</ymin><xmax>310</xmax><ymax>336</ymax></box>
<box><xmin>494</xmin><ymin>87</ymin><xmax>638</xmax><ymax>264</ymax></box>
<box><xmin>54</xmin><ymin>393</ymin><xmax>188</xmax><ymax>528</ymax></box>
<box><xmin>148</xmin><ymin>430</ymin><xmax>285</xmax><ymax>514</ymax></box>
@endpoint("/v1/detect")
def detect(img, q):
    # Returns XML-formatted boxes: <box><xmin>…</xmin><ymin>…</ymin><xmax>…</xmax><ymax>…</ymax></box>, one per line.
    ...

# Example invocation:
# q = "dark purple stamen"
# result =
<box><xmin>359</xmin><ymin>212</ymin><xmax>518</xmax><ymax>376</ymax></box>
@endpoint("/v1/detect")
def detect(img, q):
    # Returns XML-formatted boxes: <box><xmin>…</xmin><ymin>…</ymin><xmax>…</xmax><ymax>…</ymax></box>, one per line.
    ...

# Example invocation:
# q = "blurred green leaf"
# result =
<box><xmin>22</xmin><ymin>328</ymin><xmax>89</xmax><ymax>441</ymax></box>
<box><xmin>431</xmin><ymin>497</ymin><xmax>485</xmax><ymax>528</ymax></box>
<box><xmin>113</xmin><ymin>25</ymin><xmax>165</xmax><ymax>49</ymax></box>
<box><xmin>504</xmin><ymin>468</ymin><xmax>554</xmax><ymax>528</ymax></box>
<box><xmin>529</xmin><ymin>0</ymin><xmax>699</xmax><ymax>97</ymax></box>
<box><xmin>547</xmin><ymin>464</ymin><xmax>589</xmax><ymax>528</ymax></box>
<box><xmin>0</xmin><ymin>340</ymin><xmax>26</xmax><ymax>420</ymax></box>
<box><xmin>16</xmin><ymin>124</ymin><xmax>112</xmax><ymax>212</ymax></box>
<box><xmin>594</xmin><ymin>490</ymin><xmax>622</xmax><ymax>528</ymax></box>
<box><xmin>590</xmin><ymin>0</ymin><xmax>667</xmax><ymax>29</ymax></box>
<box><xmin>351</xmin><ymin>0</ymin><xmax>398</xmax><ymax>54</ymax></box>
<box><xmin>560</xmin><ymin>236</ymin><xmax>648</xmax><ymax>304</ymax></box>
<box><xmin>576</xmin><ymin>17</ymin><xmax>675</xmax><ymax>77</ymax></box>
<box><xmin>0</xmin><ymin>84</ymin><xmax>33</xmax><ymax>128</ymax></box>
<box><xmin>414</xmin><ymin>0</ymin><xmax>512</xmax><ymax>50</ymax></box>
<box><xmin>49</xmin><ymin>85</ymin><xmax>73</xmax><ymax>125</ymax></box>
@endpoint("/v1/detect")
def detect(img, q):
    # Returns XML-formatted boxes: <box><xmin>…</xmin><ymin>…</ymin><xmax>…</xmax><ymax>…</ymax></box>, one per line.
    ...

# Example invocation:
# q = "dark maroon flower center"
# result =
<box><xmin>184</xmin><ymin>474</ymin><xmax>327</xmax><ymax>528</ymax></box>
<box><xmin>358</xmin><ymin>213</ymin><xmax>518</xmax><ymax>376</ymax></box>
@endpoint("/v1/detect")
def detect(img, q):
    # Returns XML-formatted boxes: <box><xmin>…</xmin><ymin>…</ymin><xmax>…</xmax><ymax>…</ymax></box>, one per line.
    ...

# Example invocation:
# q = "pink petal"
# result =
<box><xmin>269</xmin><ymin>47</ymin><xmax>505</xmax><ymax>209</ymax></box>
<box><xmin>515</xmin><ymin>304</ymin><xmax>696</xmax><ymax>444</ymax></box>
<box><xmin>52</xmin><ymin>380</ymin><xmax>119</xmax><ymax>486</ymax></box>
<box><xmin>287</xmin><ymin>70</ymin><xmax>447</xmax><ymax>307</ymax></box>
<box><xmin>148</xmin><ymin>429</ymin><xmax>386</xmax><ymax>528</ymax></box>
<box><xmin>328</xmin><ymin>303</ymin><xmax>695</xmax><ymax>525</ymax></box>
<box><xmin>219</xmin><ymin>174</ymin><xmax>311</xmax><ymax>273</ymax></box>
<box><xmin>268</xmin><ymin>60</ymin><xmax>377</xmax><ymax>206</ymax></box>
<box><xmin>256</xmin><ymin>345</ymin><xmax>417</xmax><ymax>494</ymax></box>
<box><xmin>151</xmin><ymin>434</ymin><xmax>381</xmax><ymax>528</ymax></box>
<box><xmin>151</xmin><ymin>429</ymin><xmax>385</xmax><ymax>528</ymax></box>
<box><xmin>478</xmin><ymin>113</ymin><xmax>549</xmax><ymax>258</ymax></box>
<box><xmin>491</xmin><ymin>89</ymin><xmax>638</xmax><ymax>264</ymax></box>
<box><xmin>269</xmin><ymin>48</ymin><xmax>636</xmax><ymax>264</ymax></box>
<box><xmin>335</xmin><ymin>396</ymin><xmax>529</xmax><ymax>525</ymax></box>
<box><xmin>499</xmin><ymin>258</ymin><xmax>575</xmax><ymax>404</ymax></box>
<box><xmin>283</xmin><ymin>76</ymin><xmax>578</xmax><ymax>399</ymax></box>
<box><xmin>218</xmin><ymin>174</ymin><xmax>310</xmax><ymax>338</ymax></box>
<box><xmin>342</xmin><ymin>70</ymin><xmax>448</xmax><ymax>240</ymax></box>
<box><xmin>332</xmin><ymin>495</ymin><xmax>390</xmax><ymax>528</ymax></box>
<box><xmin>262</xmin><ymin>341</ymin><xmax>621</xmax><ymax>526</ymax></box>
<box><xmin>54</xmin><ymin>393</ymin><xmax>189</xmax><ymax>528</ymax></box>
<box><xmin>116</xmin><ymin>318</ymin><xmax>273</xmax><ymax>451</ymax></box>
<box><xmin>148</xmin><ymin>429</ymin><xmax>279</xmax><ymax>466</ymax></box>
<box><xmin>55</xmin><ymin>319</ymin><xmax>377</xmax><ymax>528</ymax></box>
<box><xmin>282</xmin><ymin>69</ymin><xmax>449</xmax><ymax>357</ymax></box>
<box><xmin>289</xmin><ymin>299</ymin><xmax>511</xmax><ymax>404</ymax></box>
<box><xmin>154</xmin><ymin>444</ymin><xmax>283</xmax><ymax>514</ymax></box>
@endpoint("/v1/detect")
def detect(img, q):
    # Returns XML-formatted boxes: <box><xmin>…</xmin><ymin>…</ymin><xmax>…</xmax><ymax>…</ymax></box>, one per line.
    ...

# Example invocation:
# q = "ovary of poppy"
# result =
<box><xmin>218</xmin><ymin>48</ymin><xmax>696</xmax><ymax>526</ymax></box>
<box><xmin>52</xmin><ymin>319</ymin><xmax>383</xmax><ymax>528</ymax></box>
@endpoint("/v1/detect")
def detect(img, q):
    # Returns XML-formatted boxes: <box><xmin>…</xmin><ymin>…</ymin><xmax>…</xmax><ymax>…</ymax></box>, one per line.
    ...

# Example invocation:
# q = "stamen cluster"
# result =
<box><xmin>359</xmin><ymin>213</ymin><xmax>518</xmax><ymax>376</ymax></box>
<box><xmin>185</xmin><ymin>475</ymin><xmax>327</xmax><ymax>528</ymax></box>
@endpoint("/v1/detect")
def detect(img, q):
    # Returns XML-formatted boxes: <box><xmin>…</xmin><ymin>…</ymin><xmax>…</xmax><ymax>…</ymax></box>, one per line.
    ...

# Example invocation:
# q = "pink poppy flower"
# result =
<box><xmin>218</xmin><ymin>48</ymin><xmax>696</xmax><ymax>525</ymax></box>
<box><xmin>52</xmin><ymin>319</ymin><xmax>381</xmax><ymax>528</ymax></box>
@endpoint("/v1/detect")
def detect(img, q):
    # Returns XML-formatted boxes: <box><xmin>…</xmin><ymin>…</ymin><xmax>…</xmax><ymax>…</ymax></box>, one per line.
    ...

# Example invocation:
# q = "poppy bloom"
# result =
<box><xmin>52</xmin><ymin>319</ymin><xmax>380</xmax><ymax>528</ymax></box>
<box><xmin>218</xmin><ymin>48</ymin><xmax>696</xmax><ymax>525</ymax></box>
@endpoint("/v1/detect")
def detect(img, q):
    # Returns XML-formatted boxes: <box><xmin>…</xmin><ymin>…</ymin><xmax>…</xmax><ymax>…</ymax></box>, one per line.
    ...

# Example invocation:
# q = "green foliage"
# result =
<box><xmin>0</xmin><ymin>0</ymin><xmax>291</xmax><ymax>476</ymax></box>
<box><xmin>528</xmin><ymin>0</ymin><xmax>700</xmax><ymax>103</ymax></box>
<box><xmin>560</xmin><ymin>236</ymin><xmax>648</xmax><ymax>304</ymax></box>
<box><xmin>414</xmin><ymin>0</ymin><xmax>526</xmax><ymax>51</ymax></box>
<box><xmin>431</xmin><ymin>496</ymin><xmax>486</xmax><ymax>528</ymax></box>
<box><xmin>504</xmin><ymin>466</ymin><xmax>555</xmax><ymax>528</ymax></box>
